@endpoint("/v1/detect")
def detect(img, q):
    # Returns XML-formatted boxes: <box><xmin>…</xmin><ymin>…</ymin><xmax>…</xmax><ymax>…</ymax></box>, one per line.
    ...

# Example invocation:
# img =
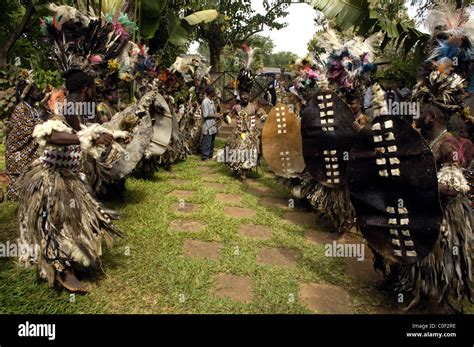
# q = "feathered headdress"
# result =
<box><xmin>312</xmin><ymin>29</ymin><xmax>377</xmax><ymax>98</ymax></box>
<box><xmin>237</xmin><ymin>44</ymin><xmax>256</xmax><ymax>93</ymax></box>
<box><xmin>170</xmin><ymin>56</ymin><xmax>211</xmax><ymax>86</ymax></box>
<box><xmin>412</xmin><ymin>70</ymin><xmax>465</xmax><ymax>113</ymax></box>
<box><xmin>41</xmin><ymin>3</ymin><xmax>139</xmax><ymax>80</ymax></box>
<box><xmin>290</xmin><ymin>54</ymin><xmax>324</xmax><ymax>100</ymax></box>
<box><xmin>425</xmin><ymin>3</ymin><xmax>474</xmax><ymax>40</ymax></box>
<box><xmin>423</xmin><ymin>3</ymin><xmax>474</xmax><ymax>84</ymax></box>
<box><xmin>413</xmin><ymin>3</ymin><xmax>473</xmax><ymax>118</ymax></box>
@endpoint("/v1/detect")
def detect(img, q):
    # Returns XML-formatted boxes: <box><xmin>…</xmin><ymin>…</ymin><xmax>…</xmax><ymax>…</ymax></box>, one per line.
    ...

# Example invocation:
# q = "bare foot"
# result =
<box><xmin>56</xmin><ymin>269</ymin><xmax>89</xmax><ymax>294</ymax></box>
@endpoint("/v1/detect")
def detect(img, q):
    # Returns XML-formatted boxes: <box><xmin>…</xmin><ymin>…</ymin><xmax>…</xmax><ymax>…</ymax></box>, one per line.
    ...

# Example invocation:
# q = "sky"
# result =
<box><xmin>188</xmin><ymin>1</ymin><xmax>424</xmax><ymax>57</ymax></box>
<box><xmin>252</xmin><ymin>1</ymin><xmax>319</xmax><ymax>56</ymax></box>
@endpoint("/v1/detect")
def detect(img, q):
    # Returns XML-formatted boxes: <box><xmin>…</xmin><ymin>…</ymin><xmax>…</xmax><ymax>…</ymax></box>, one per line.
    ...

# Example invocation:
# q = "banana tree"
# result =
<box><xmin>303</xmin><ymin>0</ymin><xmax>430</xmax><ymax>62</ymax></box>
<box><xmin>140</xmin><ymin>0</ymin><xmax>217</xmax><ymax>46</ymax></box>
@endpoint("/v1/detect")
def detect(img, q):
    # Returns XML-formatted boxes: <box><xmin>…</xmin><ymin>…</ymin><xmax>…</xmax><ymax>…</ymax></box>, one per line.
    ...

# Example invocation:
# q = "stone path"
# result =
<box><xmin>212</xmin><ymin>274</ymin><xmax>253</xmax><ymax>303</ymax></box>
<box><xmin>299</xmin><ymin>283</ymin><xmax>353</xmax><ymax>314</ymax></box>
<box><xmin>170</xmin><ymin>219</ymin><xmax>206</xmax><ymax>233</ymax></box>
<box><xmin>171</xmin><ymin>202</ymin><xmax>201</xmax><ymax>213</ymax></box>
<box><xmin>256</xmin><ymin>247</ymin><xmax>300</xmax><ymax>268</ymax></box>
<box><xmin>183</xmin><ymin>240</ymin><xmax>223</xmax><ymax>260</ymax></box>
<box><xmin>216</xmin><ymin>193</ymin><xmax>242</xmax><ymax>204</ymax></box>
<box><xmin>165</xmin><ymin>155</ymin><xmax>396</xmax><ymax>313</ymax></box>
<box><xmin>223</xmin><ymin>206</ymin><xmax>255</xmax><ymax>218</ymax></box>
<box><xmin>238</xmin><ymin>224</ymin><xmax>272</xmax><ymax>239</ymax></box>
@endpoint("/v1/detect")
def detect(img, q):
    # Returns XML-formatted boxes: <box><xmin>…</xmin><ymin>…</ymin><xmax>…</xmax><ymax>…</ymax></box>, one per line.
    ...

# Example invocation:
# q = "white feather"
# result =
<box><xmin>33</xmin><ymin>120</ymin><xmax>73</xmax><ymax>148</ymax></box>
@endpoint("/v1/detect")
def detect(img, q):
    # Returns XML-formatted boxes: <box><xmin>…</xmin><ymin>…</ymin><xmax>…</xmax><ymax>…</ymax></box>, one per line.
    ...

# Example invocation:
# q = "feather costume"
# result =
<box><xmin>387</xmin><ymin>8</ymin><xmax>474</xmax><ymax>308</ymax></box>
<box><xmin>17</xmin><ymin>117</ymin><xmax>122</xmax><ymax>286</ymax></box>
<box><xmin>225</xmin><ymin>46</ymin><xmax>265</xmax><ymax>175</ymax></box>
<box><xmin>283</xmin><ymin>31</ymin><xmax>377</xmax><ymax>234</ymax></box>
<box><xmin>396</xmin><ymin>136</ymin><xmax>473</xmax><ymax>310</ymax></box>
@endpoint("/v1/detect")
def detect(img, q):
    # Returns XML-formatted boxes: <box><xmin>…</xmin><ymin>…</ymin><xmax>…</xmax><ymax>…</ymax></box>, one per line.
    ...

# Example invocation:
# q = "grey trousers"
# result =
<box><xmin>201</xmin><ymin>133</ymin><xmax>216</xmax><ymax>160</ymax></box>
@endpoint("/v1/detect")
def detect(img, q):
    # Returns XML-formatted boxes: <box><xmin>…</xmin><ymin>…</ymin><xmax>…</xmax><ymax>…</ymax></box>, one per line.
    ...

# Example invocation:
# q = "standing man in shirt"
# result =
<box><xmin>266</xmin><ymin>74</ymin><xmax>280</xmax><ymax>106</ymax></box>
<box><xmin>201</xmin><ymin>86</ymin><xmax>218</xmax><ymax>161</ymax></box>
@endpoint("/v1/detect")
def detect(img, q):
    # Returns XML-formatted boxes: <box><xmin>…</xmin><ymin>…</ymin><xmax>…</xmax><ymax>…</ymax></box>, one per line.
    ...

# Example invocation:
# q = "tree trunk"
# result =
<box><xmin>0</xmin><ymin>1</ymin><xmax>35</xmax><ymax>69</ymax></box>
<box><xmin>209</xmin><ymin>42</ymin><xmax>223</xmax><ymax>73</ymax></box>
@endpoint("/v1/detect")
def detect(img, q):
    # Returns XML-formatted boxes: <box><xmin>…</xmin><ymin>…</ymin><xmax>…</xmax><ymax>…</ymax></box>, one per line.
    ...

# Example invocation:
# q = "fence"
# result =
<box><xmin>209</xmin><ymin>71</ymin><xmax>271</xmax><ymax>104</ymax></box>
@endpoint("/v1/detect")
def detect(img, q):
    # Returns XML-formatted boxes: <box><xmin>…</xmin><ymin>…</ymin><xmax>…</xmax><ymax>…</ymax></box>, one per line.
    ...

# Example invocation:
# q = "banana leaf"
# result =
<box><xmin>184</xmin><ymin>9</ymin><xmax>218</xmax><ymax>26</ymax></box>
<box><xmin>140</xmin><ymin>0</ymin><xmax>168</xmax><ymax>39</ymax></box>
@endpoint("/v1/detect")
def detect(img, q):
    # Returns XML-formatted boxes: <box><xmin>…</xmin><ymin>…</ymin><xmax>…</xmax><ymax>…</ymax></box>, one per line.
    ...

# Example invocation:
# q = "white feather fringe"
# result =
<box><xmin>33</xmin><ymin>120</ymin><xmax>74</xmax><ymax>148</ymax></box>
<box><xmin>77</xmin><ymin>124</ymin><xmax>128</xmax><ymax>159</ymax></box>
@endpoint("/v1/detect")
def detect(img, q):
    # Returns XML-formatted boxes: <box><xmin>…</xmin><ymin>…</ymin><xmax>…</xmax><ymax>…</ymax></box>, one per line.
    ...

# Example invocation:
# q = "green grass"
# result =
<box><xmin>0</xmin><ymin>144</ymin><xmax>472</xmax><ymax>314</ymax></box>
<box><xmin>0</xmin><ymin>141</ymin><xmax>5</xmax><ymax>172</ymax></box>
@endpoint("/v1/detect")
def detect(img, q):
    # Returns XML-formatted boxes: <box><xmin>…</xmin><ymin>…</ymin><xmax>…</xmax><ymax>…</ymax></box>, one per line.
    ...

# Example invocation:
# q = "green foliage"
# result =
<box><xmin>140</xmin><ymin>0</ymin><xmax>169</xmax><ymax>39</ymax></box>
<box><xmin>191</xmin><ymin>0</ymin><xmax>290</xmax><ymax>71</ymax></box>
<box><xmin>305</xmin><ymin>0</ymin><xmax>428</xmax><ymax>62</ymax></box>
<box><xmin>33</xmin><ymin>69</ymin><xmax>64</xmax><ymax>90</ymax></box>
<box><xmin>267</xmin><ymin>51</ymin><xmax>298</xmax><ymax>70</ymax></box>
<box><xmin>166</xmin><ymin>12</ymin><xmax>191</xmax><ymax>46</ymax></box>
<box><xmin>214</xmin><ymin>35</ymin><xmax>296</xmax><ymax>72</ymax></box>
<box><xmin>374</xmin><ymin>45</ymin><xmax>417</xmax><ymax>88</ymax></box>
<box><xmin>0</xmin><ymin>66</ymin><xmax>20</xmax><ymax>121</ymax></box>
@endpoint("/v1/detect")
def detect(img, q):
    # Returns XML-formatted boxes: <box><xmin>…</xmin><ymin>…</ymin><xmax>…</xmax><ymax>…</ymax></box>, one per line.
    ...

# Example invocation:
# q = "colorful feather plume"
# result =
<box><xmin>42</xmin><ymin>2</ymin><xmax>140</xmax><ymax>82</ymax></box>
<box><xmin>312</xmin><ymin>29</ymin><xmax>377</xmax><ymax>95</ymax></box>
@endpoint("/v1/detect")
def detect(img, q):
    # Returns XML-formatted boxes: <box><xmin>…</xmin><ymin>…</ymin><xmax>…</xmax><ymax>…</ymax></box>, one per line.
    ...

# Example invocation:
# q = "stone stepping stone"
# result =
<box><xmin>224</xmin><ymin>207</ymin><xmax>256</xmax><ymax>219</ymax></box>
<box><xmin>283</xmin><ymin>211</ymin><xmax>315</xmax><ymax>227</ymax></box>
<box><xmin>245</xmin><ymin>179</ymin><xmax>263</xmax><ymax>187</ymax></box>
<box><xmin>202</xmin><ymin>174</ymin><xmax>221</xmax><ymax>182</ymax></box>
<box><xmin>238</xmin><ymin>224</ymin><xmax>272</xmax><ymax>239</ymax></box>
<box><xmin>168</xmin><ymin>179</ymin><xmax>188</xmax><ymax>185</ymax></box>
<box><xmin>171</xmin><ymin>202</ymin><xmax>201</xmax><ymax>213</ymax></box>
<box><xmin>196</xmin><ymin>166</ymin><xmax>214</xmax><ymax>172</ymax></box>
<box><xmin>261</xmin><ymin>197</ymin><xmax>291</xmax><ymax>210</ymax></box>
<box><xmin>299</xmin><ymin>283</ymin><xmax>352</xmax><ymax>314</ymax></box>
<box><xmin>346</xmin><ymin>257</ymin><xmax>380</xmax><ymax>284</ymax></box>
<box><xmin>170</xmin><ymin>219</ymin><xmax>206</xmax><ymax>233</ymax></box>
<box><xmin>205</xmin><ymin>182</ymin><xmax>227</xmax><ymax>191</ymax></box>
<box><xmin>183</xmin><ymin>240</ymin><xmax>223</xmax><ymax>260</ymax></box>
<box><xmin>216</xmin><ymin>193</ymin><xmax>242</xmax><ymax>204</ymax></box>
<box><xmin>167</xmin><ymin>190</ymin><xmax>195</xmax><ymax>199</ymax></box>
<box><xmin>0</xmin><ymin>173</ymin><xmax>9</xmax><ymax>184</ymax></box>
<box><xmin>256</xmin><ymin>247</ymin><xmax>300</xmax><ymax>268</ymax></box>
<box><xmin>212</xmin><ymin>273</ymin><xmax>253</xmax><ymax>303</ymax></box>
<box><xmin>245</xmin><ymin>184</ymin><xmax>275</xmax><ymax>197</ymax></box>
<box><xmin>345</xmin><ymin>246</ymin><xmax>380</xmax><ymax>283</ymax></box>
<box><xmin>304</xmin><ymin>229</ymin><xmax>334</xmax><ymax>245</ymax></box>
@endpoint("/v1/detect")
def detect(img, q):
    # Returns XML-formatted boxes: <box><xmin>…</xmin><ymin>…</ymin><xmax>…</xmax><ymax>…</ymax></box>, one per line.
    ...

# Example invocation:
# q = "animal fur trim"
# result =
<box><xmin>77</xmin><ymin>123</ymin><xmax>128</xmax><ymax>159</ymax></box>
<box><xmin>438</xmin><ymin>164</ymin><xmax>470</xmax><ymax>193</ymax></box>
<box><xmin>33</xmin><ymin>120</ymin><xmax>73</xmax><ymax>148</ymax></box>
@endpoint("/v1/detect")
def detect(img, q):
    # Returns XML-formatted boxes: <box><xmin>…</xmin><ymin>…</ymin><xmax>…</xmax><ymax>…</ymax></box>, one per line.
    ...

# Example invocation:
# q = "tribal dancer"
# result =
<box><xmin>374</xmin><ymin>4</ymin><xmax>474</xmax><ymax>310</ymax></box>
<box><xmin>225</xmin><ymin>60</ymin><xmax>266</xmax><ymax>180</ymax></box>
<box><xmin>396</xmin><ymin>74</ymin><xmax>473</xmax><ymax>310</ymax></box>
<box><xmin>295</xmin><ymin>31</ymin><xmax>376</xmax><ymax>235</ymax></box>
<box><xmin>5</xmin><ymin>70</ymin><xmax>45</xmax><ymax>201</ymax></box>
<box><xmin>16</xmin><ymin>69</ymin><xmax>123</xmax><ymax>293</ymax></box>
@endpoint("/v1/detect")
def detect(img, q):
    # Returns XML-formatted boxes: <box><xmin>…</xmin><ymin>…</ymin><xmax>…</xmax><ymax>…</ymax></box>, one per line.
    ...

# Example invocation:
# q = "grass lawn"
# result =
<box><xmin>0</xmin><ymin>141</ymin><xmax>472</xmax><ymax>314</ymax></box>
